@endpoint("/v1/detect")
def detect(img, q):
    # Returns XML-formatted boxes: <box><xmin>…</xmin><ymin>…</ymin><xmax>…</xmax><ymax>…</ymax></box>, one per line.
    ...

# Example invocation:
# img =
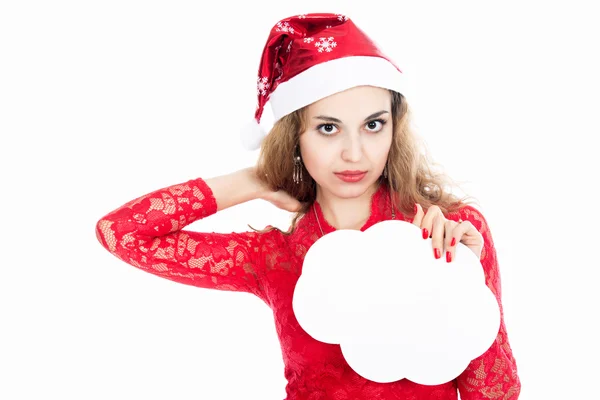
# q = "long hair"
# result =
<box><xmin>251</xmin><ymin>90</ymin><xmax>479</xmax><ymax>235</ymax></box>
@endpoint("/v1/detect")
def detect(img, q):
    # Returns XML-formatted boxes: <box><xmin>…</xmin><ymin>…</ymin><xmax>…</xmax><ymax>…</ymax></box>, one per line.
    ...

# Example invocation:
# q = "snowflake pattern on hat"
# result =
<box><xmin>315</xmin><ymin>37</ymin><xmax>337</xmax><ymax>53</ymax></box>
<box><xmin>275</xmin><ymin>21</ymin><xmax>294</xmax><ymax>34</ymax></box>
<box><xmin>274</xmin><ymin>61</ymin><xmax>283</xmax><ymax>81</ymax></box>
<box><xmin>257</xmin><ymin>77</ymin><xmax>270</xmax><ymax>96</ymax></box>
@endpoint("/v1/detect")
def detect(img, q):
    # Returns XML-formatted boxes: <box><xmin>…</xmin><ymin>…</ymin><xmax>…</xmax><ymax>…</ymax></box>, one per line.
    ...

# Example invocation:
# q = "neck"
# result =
<box><xmin>316</xmin><ymin>181</ymin><xmax>380</xmax><ymax>230</ymax></box>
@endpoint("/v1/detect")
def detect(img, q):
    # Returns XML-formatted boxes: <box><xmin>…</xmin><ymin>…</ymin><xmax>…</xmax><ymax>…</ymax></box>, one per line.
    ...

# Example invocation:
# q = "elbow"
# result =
<box><xmin>497</xmin><ymin>357</ymin><xmax>521</xmax><ymax>399</ymax></box>
<box><xmin>507</xmin><ymin>378</ymin><xmax>521</xmax><ymax>399</ymax></box>
<box><xmin>95</xmin><ymin>218</ymin><xmax>116</xmax><ymax>253</ymax></box>
<box><xmin>509</xmin><ymin>367</ymin><xmax>522</xmax><ymax>398</ymax></box>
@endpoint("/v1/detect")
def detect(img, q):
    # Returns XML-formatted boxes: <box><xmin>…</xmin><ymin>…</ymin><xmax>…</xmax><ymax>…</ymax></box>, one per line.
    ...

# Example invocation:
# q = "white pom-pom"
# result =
<box><xmin>240</xmin><ymin>119</ymin><xmax>267</xmax><ymax>151</ymax></box>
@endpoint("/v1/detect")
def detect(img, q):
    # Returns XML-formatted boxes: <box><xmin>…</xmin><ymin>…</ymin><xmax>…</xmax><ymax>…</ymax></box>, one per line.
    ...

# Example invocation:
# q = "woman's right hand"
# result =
<box><xmin>262</xmin><ymin>188</ymin><xmax>304</xmax><ymax>212</ymax></box>
<box><xmin>245</xmin><ymin>167</ymin><xmax>303</xmax><ymax>212</ymax></box>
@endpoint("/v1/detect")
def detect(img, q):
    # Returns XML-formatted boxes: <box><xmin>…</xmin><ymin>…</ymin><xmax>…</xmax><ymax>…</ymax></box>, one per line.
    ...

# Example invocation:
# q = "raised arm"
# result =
<box><xmin>454</xmin><ymin>205</ymin><xmax>521</xmax><ymax>399</ymax></box>
<box><xmin>95</xmin><ymin>168</ymin><xmax>274</xmax><ymax>299</ymax></box>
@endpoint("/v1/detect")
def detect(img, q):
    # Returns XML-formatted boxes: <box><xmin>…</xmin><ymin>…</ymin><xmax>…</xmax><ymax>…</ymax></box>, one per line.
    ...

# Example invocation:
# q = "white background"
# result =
<box><xmin>1</xmin><ymin>1</ymin><xmax>598</xmax><ymax>399</ymax></box>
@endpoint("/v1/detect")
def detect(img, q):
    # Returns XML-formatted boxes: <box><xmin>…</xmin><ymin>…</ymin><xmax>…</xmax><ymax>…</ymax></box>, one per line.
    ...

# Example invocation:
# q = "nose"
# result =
<box><xmin>341</xmin><ymin>132</ymin><xmax>362</xmax><ymax>162</ymax></box>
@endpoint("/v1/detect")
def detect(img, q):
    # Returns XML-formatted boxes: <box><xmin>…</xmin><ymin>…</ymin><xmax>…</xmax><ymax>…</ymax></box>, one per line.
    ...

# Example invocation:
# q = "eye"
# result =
<box><xmin>316</xmin><ymin>123</ymin><xmax>339</xmax><ymax>136</ymax></box>
<box><xmin>365</xmin><ymin>119</ymin><xmax>386</xmax><ymax>132</ymax></box>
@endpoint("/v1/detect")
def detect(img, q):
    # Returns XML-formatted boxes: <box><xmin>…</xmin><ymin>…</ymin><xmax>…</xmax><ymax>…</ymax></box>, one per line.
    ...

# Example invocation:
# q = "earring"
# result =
<box><xmin>293</xmin><ymin>150</ymin><xmax>303</xmax><ymax>184</ymax></box>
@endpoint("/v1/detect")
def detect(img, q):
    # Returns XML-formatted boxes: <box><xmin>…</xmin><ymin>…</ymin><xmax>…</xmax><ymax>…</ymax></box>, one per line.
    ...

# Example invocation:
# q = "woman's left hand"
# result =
<box><xmin>411</xmin><ymin>204</ymin><xmax>484</xmax><ymax>262</ymax></box>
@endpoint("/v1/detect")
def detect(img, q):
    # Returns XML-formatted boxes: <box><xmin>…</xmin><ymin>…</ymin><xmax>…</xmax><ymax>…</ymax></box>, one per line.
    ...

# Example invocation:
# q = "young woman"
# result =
<box><xmin>96</xmin><ymin>13</ymin><xmax>520</xmax><ymax>399</ymax></box>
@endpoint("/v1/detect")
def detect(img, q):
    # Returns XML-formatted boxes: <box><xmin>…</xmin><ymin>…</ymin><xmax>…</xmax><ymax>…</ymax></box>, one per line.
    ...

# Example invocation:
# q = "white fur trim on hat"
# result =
<box><xmin>240</xmin><ymin>118</ymin><xmax>267</xmax><ymax>151</ymax></box>
<box><xmin>269</xmin><ymin>55</ymin><xmax>408</xmax><ymax>123</ymax></box>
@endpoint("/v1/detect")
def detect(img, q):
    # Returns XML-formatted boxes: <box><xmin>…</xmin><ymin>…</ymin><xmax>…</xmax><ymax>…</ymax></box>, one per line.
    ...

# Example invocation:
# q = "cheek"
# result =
<box><xmin>301</xmin><ymin>141</ymin><xmax>333</xmax><ymax>174</ymax></box>
<box><xmin>365</xmin><ymin>139</ymin><xmax>391</xmax><ymax>161</ymax></box>
<box><xmin>378</xmin><ymin>132</ymin><xmax>393</xmax><ymax>159</ymax></box>
<box><xmin>302</xmin><ymin>148</ymin><xmax>325</xmax><ymax>170</ymax></box>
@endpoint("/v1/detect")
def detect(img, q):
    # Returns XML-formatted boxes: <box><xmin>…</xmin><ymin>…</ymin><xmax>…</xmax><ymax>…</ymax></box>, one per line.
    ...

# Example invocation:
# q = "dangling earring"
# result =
<box><xmin>383</xmin><ymin>163</ymin><xmax>388</xmax><ymax>178</ymax></box>
<box><xmin>293</xmin><ymin>147</ymin><xmax>303</xmax><ymax>184</ymax></box>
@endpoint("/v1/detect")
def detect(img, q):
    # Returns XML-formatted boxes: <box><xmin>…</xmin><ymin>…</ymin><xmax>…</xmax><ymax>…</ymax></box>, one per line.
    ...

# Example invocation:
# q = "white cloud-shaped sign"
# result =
<box><xmin>292</xmin><ymin>220</ymin><xmax>500</xmax><ymax>385</ymax></box>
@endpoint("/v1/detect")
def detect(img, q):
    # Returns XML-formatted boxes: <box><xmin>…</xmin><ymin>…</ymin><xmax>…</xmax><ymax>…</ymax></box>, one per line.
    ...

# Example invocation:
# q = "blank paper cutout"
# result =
<box><xmin>292</xmin><ymin>220</ymin><xmax>500</xmax><ymax>385</ymax></box>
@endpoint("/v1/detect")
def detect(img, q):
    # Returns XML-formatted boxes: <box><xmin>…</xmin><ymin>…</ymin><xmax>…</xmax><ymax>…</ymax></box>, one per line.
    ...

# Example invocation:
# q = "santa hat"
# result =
<box><xmin>240</xmin><ymin>12</ymin><xmax>408</xmax><ymax>151</ymax></box>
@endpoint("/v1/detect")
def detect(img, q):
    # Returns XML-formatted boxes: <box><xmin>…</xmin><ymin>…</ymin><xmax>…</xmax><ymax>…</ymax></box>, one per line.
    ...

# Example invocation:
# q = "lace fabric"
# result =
<box><xmin>96</xmin><ymin>177</ymin><xmax>520</xmax><ymax>399</ymax></box>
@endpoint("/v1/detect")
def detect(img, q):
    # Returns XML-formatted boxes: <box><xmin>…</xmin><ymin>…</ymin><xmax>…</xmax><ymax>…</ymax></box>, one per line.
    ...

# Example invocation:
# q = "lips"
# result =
<box><xmin>334</xmin><ymin>171</ymin><xmax>367</xmax><ymax>183</ymax></box>
<box><xmin>335</xmin><ymin>171</ymin><xmax>366</xmax><ymax>176</ymax></box>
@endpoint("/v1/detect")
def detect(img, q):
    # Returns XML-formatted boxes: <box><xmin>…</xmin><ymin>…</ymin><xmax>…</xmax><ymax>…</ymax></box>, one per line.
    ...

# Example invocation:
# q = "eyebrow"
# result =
<box><xmin>313</xmin><ymin>110</ymin><xmax>389</xmax><ymax>123</ymax></box>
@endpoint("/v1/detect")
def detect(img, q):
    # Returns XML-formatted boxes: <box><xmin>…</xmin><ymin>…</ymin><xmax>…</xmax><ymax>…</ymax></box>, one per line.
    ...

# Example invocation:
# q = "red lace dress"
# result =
<box><xmin>95</xmin><ymin>177</ymin><xmax>521</xmax><ymax>399</ymax></box>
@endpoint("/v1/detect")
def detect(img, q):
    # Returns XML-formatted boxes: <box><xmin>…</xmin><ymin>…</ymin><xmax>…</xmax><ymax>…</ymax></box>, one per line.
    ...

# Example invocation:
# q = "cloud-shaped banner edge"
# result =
<box><xmin>292</xmin><ymin>220</ymin><xmax>501</xmax><ymax>385</ymax></box>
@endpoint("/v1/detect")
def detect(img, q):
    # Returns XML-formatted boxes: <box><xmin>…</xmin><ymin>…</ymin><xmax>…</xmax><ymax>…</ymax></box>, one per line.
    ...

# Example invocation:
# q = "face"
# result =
<box><xmin>299</xmin><ymin>85</ymin><xmax>393</xmax><ymax>200</ymax></box>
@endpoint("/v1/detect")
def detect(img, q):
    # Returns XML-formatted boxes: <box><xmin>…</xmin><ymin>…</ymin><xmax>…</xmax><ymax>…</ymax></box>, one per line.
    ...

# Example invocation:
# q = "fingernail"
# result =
<box><xmin>414</xmin><ymin>203</ymin><xmax>418</xmax><ymax>214</ymax></box>
<box><xmin>450</xmin><ymin>237</ymin><xmax>456</xmax><ymax>246</ymax></box>
<box><xmin>446</xmin><ymin>251</ymin><xmax>452</xmax><ymax>263</ymax></box>
<box><xmin>422</xmin><ymin>228</ymin><xmax>429</xmax><ymax>239</ymax></box>
<box><xmin>434</xmin><ymin>248</ymin><xmax>441</xmax><ymax>259</ymax></box>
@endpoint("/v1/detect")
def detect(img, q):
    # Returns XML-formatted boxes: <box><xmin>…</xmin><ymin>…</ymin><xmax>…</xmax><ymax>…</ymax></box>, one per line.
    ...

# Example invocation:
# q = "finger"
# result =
<box><xmin>421</xmin><ymin>205</ymin><xmax>442</xmax><ymax>240</ymax></box>
<box><xmin>444</xmin><ymin>219</ymin><xmax>460</xmax><ymax>262</ymax></box>
<box><xmin>431</xmin><ymin>214</ymin><xmax>445</xmax><ymax>260</ymax></box>
<box><xmin>446</xmin><ymin>220</ymin><xmax>473</xmax><ymax>263</ymax></box>
<box><xmin>412</xmin><ymin>203</ymin><xmax>424</xmax><ymax>227</ymax></box>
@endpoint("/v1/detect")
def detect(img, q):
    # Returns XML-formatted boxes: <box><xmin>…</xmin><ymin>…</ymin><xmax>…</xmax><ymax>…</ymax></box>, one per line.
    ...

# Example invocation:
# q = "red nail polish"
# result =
<box><xmin>422</xmin><ymin>228</ymin><xmax>429</xmax><ymax>239</ymax></box>
<box><xmin>434</xmin><ymin>248</ymin><xmax>441</xmax><ymax>259</ymax></box>
<box><xmin>414</xmin><ymin>204</ymin><xmax>418</xmax><ymax>214</ymax></box>
<box><xmin>446</xmin><ymin>251</ymin><xmax>452</xmax><ymax>263</ymax></box>
<box><xmin>450</xmin><ymin>237</ymin><xmax>456</xmax><ymax>246</ymax></box>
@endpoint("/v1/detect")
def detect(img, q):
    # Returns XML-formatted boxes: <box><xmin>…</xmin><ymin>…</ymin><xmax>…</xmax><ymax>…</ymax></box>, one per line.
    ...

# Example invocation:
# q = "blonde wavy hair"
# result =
<box><xmin>251</xmin><ymin>90</ymin><xmax>479</xmax><ymax>235</ymax></box>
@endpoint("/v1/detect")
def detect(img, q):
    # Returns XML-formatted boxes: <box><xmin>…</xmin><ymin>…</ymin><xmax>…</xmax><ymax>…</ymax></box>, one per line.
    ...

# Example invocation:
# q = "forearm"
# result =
<box><xmin>95</xmin><ymin>172</ymin><xmax>270</xmax><ymax>293</ymax></box>
<box><xmin>204</xmin><ymin>167</ymin><xmax>265</xmax><ymax>212</ymax></box>
<box><xmin>456</xmin><ymin>205</ymin><xmax>521</xmax><ymax>398</ymax></box>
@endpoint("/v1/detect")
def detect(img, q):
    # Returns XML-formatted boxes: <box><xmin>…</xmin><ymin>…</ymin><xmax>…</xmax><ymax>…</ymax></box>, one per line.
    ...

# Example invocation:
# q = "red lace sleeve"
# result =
<box><xmin>454</xmin><ymin>205</ymin><xmax>521</xmax><ymax>399</ymax></box>
<box><xmin>95</xmin><ymin>177</ymin><xmax>268</xmax><ymax>298</ymax></box>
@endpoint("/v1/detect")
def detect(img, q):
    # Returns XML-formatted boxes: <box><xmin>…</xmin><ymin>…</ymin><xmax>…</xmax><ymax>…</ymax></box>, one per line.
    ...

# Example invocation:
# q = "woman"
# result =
<box><xmin>96</xmin><ymin>12</ymin><xmax>520</xmax><ymax>399</ymax></box>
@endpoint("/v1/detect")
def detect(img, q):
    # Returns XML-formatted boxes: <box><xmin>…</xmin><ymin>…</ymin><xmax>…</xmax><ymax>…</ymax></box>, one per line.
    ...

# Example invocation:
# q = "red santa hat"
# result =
<box><xmin>240</xmin><ymin>12</ymin><xmax>409</xmax><ymax>150</ymax></box>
